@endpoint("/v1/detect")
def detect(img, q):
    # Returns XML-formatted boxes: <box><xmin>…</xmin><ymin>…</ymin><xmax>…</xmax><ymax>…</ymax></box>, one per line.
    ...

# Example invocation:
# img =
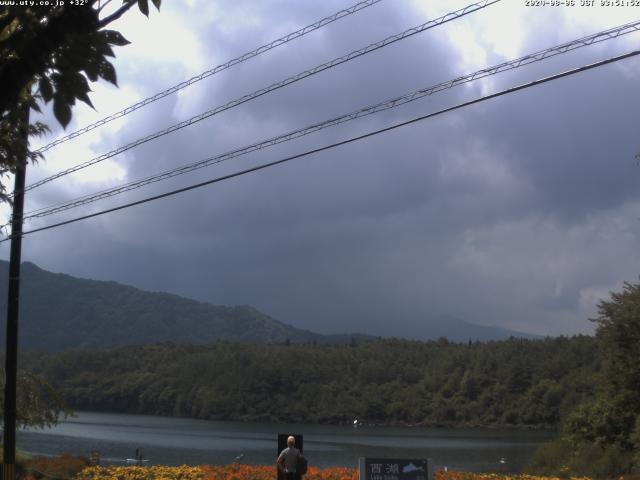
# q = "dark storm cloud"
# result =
<box><xmin>6</xmin><ymin>0</ymin><xmax>640</xmax><ymax>337</ymax></box>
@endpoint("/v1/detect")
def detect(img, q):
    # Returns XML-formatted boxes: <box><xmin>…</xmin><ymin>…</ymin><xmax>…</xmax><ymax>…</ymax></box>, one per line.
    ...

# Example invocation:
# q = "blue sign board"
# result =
<box><xmin>358</xmin><ymin>458</ymin><xmax>432</xmax><ymax>480</ymax></box>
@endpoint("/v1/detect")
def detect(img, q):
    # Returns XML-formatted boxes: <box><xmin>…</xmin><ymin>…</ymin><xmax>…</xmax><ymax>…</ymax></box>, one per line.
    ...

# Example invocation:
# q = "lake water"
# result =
<box><xmin>18</xmin><ymin>411</ymin><xmax>555</xmax><ymax>473</ymax></box>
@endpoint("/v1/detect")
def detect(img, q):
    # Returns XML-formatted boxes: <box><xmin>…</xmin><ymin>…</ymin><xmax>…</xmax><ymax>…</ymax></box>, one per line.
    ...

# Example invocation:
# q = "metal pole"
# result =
<box><xmin>3</xmin><ymin>105</ymin><xmax>29</xmax><ymax>480</ymax></box>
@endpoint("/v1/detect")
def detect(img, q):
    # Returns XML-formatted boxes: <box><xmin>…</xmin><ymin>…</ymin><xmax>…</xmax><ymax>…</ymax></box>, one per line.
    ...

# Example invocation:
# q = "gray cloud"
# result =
<box><xmin>5</xmin><ymin>0</ymin><xmax>640</xmax><ymax>338</ymax></box>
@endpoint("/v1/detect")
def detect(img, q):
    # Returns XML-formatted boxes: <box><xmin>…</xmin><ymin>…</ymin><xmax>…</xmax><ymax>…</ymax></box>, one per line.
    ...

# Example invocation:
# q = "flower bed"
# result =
<box><xmin>73</xmin><ymin>464</ymin><xmax>595</xmax><ymax>480</ymax></box>
<box><xmin>76</xmin><ymin>465</ymin><xmax>205</xmax><ymax>480</ymax></box>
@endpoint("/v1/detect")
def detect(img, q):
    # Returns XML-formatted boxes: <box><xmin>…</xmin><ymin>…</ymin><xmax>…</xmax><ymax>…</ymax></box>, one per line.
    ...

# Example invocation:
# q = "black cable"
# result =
<box><xmin>3</xmin><ymin>49</ymin><xmax>638</xmax><ymax>243</ymax></box>
<box><xmin>34</xmin><ymin>0</ymin><xmax>387</xmax><ymax>154</ymax></box>
<box><xmin>19</xmin><ymin>18</ymin><xmax>640</xmax><ymax>223</ymax></box>
<box><xmin>21</xmin><ymin>0</ymin><xmax>499</xmax><ymax>195</ymax></box>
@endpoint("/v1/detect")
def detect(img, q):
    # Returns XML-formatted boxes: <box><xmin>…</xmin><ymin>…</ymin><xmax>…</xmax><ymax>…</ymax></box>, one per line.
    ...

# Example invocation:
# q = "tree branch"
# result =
<box><xmin>98</xmin><ymin>0</ymin><xmax>136</xmax><ymax>28</ymax></box>
<box><xmin>97</xmin><ymin>0</ymin><xmax>116</xmax><ymax>13</ymax></box>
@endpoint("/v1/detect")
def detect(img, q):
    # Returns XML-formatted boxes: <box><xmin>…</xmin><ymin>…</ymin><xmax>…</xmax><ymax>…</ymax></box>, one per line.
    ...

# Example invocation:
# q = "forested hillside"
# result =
<box><xmin>0</xmin><ymin>261</ymin><xmax>324</xmax><ymax>350</ymax></box>
<box><xmin>22</xmin><ymin>336</ymin><xmax>598</xmax><ymax>428</ymax></box>
<box><xmin>0</xmin><ymin>261</ymin><xmax>533</xmax><ymax>350</ymax></box>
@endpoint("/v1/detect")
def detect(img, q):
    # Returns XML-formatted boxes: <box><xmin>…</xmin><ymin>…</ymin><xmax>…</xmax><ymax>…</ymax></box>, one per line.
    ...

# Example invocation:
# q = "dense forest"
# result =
<box><xmin>22</xmin><ymin>336</ymin><xmax>598</xmax><ymax>428</ymax></box>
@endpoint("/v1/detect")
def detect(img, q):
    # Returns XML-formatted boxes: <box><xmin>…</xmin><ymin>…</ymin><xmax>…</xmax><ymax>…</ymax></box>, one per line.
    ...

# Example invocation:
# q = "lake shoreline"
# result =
<box><xmin>65</xmin><ymin>408</ymin><xmax>559</xmax><ymax>432</ymax></box>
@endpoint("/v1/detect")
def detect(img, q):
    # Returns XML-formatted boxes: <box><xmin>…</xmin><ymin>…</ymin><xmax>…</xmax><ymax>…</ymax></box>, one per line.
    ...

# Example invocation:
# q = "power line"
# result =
<box><xmin>20</xmin><ymin>19</ymin><xmax>640</xmax><ymax>222</ymax></box>
<box><xmin>34</xmin><ymin>0</ymin><xmax>387</xmax><ymax>155</ymax></box>
<box><xmin>5</xmin><ymin>49</ymin><xmax>638</xmax><ymax>243</ymax></box>
<box><xmin>21</xmin><ymin>0</ymin><xmax>500</xmax><ymax>195</ymax></box>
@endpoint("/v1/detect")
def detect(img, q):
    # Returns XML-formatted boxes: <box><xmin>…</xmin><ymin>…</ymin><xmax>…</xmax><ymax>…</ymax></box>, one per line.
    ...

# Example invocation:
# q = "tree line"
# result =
<box><xmin>21</xmin><ymin>335</ymin><xmax>598</xmax><ymax>429</ymax></box>
<box><xmin>527</xmin><ymin>282</ymin><xmax>640</xmax><ymax>477</ymax></box>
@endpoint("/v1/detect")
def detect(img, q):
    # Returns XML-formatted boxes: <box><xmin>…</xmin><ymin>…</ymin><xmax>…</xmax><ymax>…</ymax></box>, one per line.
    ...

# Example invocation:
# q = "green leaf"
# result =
<box><xmin>98</xmin><ymin>60</ymin><xmax>118</xmax><ymax>86</ymax></box>
<box><xmin>38</xmin><ymin>76</ymin><xmax>54</xmax><ymax>103</ymax></box>
<box><xmin>102</xmin><ymin>29</ymin><xmax>131</xmax><ymax>47</ymax></box>
<box><xmin>28</xmin><ymin>96</ymin><xmax>42</xmax><ymax>113</ymax></box>
<box><xmin>76</xmin><ymin>90</ymin><xmax>95</xmax><ymax>109</ymax></box>
<box><xmin>53</xmin><ymin>97</ymin><xmax>72</xmax><ymax>128</ymax></box>
<box><xmin>0</xmin><ymin>18</ymin><xmax>19</xmax><ymax>42</ymax></box>
<box><xmin>69</xmin><ymin>72</ymin><xmax>94</xmax><ymax>109</ymax></box>
<box><xmin>29</xmin><ymin>122</ymin><xmax>50</xmax><ymax>137</ymax></box>
<box><xmin>138</xmin><ymin>0</ymin><xmax>150</xmax><ymax>17</ymax></box>
<box><xmin>94</xmin><ymin>38</ymin><xmax>115</xmax><ymax>58</ymax></box>
<box><xmin>54</xmin><ymin>73</ymin><xmax>77</xmax><ymax>104</ymax></box>
<box><xmin>84</xmin><ymin>64</ymin><xmax>99</xmax><ymax>82</ymax></box>
<box><xmin>71</xmin><ymin>71</ymin><xmax>90</xmax><ymax>91</ymax></box>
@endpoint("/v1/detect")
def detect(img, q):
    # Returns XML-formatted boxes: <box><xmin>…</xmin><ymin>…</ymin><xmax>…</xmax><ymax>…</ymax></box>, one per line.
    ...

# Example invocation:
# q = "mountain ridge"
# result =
<box><xmin>0</xmin><ymin>260</ymin><xmax>538</xmax><ymax>351</ymax></box>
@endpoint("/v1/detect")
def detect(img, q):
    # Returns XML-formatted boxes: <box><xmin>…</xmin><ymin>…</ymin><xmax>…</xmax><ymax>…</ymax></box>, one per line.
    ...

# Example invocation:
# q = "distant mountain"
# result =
<box><xmin>395</xmin><ymin>314</ymin><xmax>542</xmax><ymax>342</ymax></box>
<box><xmin>0</xmin><ymin>261</ymin><xmax>537</xmax><ymax>351</ymax></box>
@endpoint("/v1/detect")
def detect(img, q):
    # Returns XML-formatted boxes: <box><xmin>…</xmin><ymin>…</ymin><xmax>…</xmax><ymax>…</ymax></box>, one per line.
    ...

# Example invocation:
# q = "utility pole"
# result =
<box><xmin>3</xmin><ymin>105</ymin><xmax>29</xmax><ymax>480</ymax></box>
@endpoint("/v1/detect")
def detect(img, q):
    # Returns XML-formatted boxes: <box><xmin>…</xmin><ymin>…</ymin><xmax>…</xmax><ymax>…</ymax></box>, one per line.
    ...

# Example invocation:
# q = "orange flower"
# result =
<box><xmin>73</xmin><ymin>463</ymin><xmax>596</xmax><ymax>480</ymax></box>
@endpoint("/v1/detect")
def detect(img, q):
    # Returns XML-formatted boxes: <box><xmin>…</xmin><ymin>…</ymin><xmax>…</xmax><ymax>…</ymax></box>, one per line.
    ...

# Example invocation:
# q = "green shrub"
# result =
<box><xmin>525</xmin><ymin>437</ymin><xmax>574</xmax><ymax>477</ymax></box>
<box><xmin>526</xmin><ymin>438</ymin><xmax>635</xmax><ymax>478</ymax></box>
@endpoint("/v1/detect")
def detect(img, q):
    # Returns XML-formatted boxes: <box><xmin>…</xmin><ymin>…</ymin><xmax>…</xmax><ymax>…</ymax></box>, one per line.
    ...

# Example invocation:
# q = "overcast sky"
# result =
<box><xmin>2</xmin><ymin>0</ymin><xmax>640</xmax><ymax>337</ymax></box>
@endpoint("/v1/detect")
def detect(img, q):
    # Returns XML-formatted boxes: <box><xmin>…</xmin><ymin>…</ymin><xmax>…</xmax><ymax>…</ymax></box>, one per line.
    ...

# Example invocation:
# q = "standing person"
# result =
<box><xmin>277</xmin><ymin>436</ymin><xmax>300</xmax><ymax>480</ymax></box>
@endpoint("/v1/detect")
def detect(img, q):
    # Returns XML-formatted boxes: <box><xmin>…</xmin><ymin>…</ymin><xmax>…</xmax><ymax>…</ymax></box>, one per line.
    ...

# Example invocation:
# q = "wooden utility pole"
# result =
<box><xmin>3</xmin><ymin>105</ymin><xmax>29</xmax><ymax>480</ymax></box>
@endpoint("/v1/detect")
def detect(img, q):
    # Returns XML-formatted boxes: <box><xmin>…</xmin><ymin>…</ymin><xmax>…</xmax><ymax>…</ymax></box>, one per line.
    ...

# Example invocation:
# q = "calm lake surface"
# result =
<box><xmin>18</xmin><ymin>411</ymin><xmax>555</xmax><ymax>473</ymax></box>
